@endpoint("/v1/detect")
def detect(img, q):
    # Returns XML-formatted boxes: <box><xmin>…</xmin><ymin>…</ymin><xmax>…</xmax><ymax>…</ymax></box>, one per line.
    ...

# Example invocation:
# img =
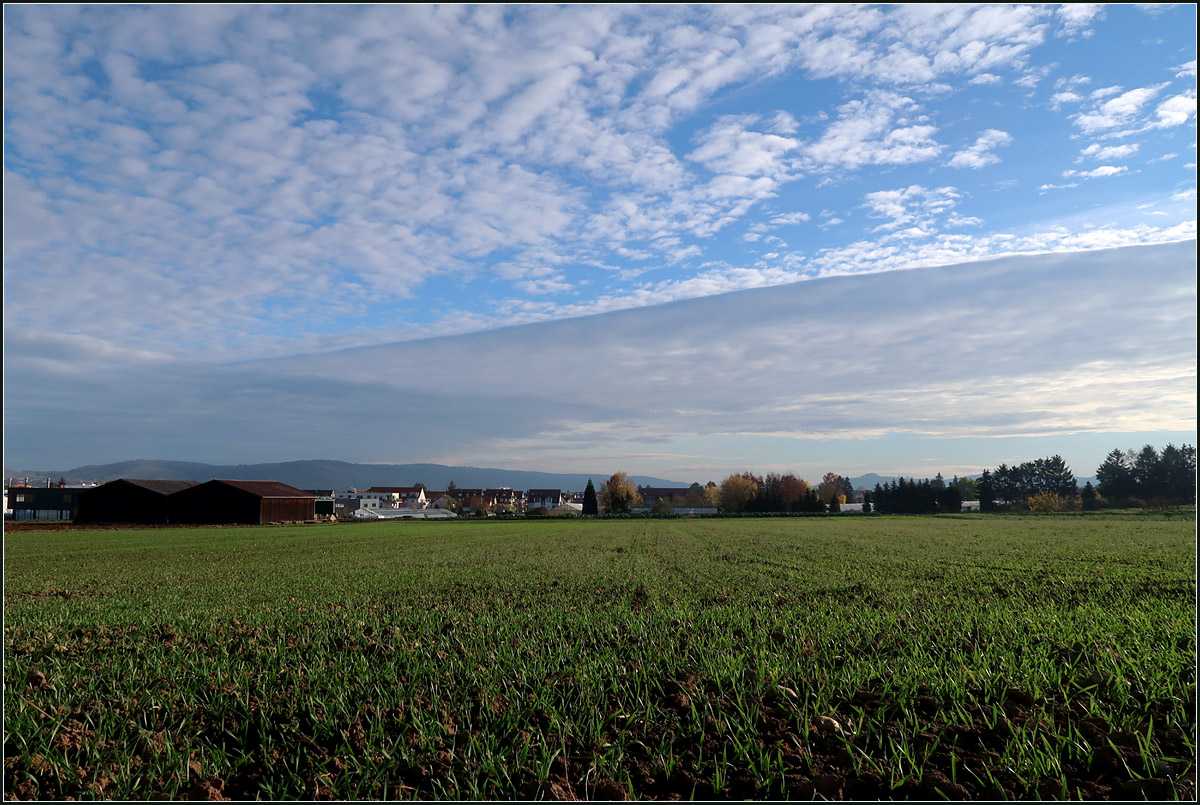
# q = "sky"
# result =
<box><xmin>3</xmin><ymin>4</ymin><xmax>1197</xmax><ymax>483</ymax></box>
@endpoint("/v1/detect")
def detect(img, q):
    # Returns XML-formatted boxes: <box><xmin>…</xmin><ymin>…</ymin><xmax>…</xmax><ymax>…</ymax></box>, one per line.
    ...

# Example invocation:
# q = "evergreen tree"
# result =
<box><xmin>806</xmin><ymin>488</ymin><xmax>826</xmax><ymax>513</ymax></box>
<box><xmin>987</xmin><ymin>457</ymin><xmax>1077</xmax><ymax>505</ymax></box>
<box><xmin>991</xmin><ymin>464</ymin><xmax>1015</xmax><ymax>504</ymax></box>
<box><xmin>1035</xmin><ymin>455</ymin><xmax>1078</xmax><ymax>498</ymax></box>
<box><xmin>1095</xmin><ymin>448</ymin><xmax>1135</xmax><ymax>500</ymax></box>
<box><xmin>872</xmin><ymin>483</ymin><xmax>887</xmax><ymax>513</ymax></box>
<box><xmin>1097</xmin><ymin>443</ymin><xmax>1196</xmax><ymax>506</ymax></box>
<box><xmin>1160</xmin><ymin>444</ymin><xmax>1197</xmax><ymax>503</ymax></box>
<box><xmin>838</xmin><ymin>475</ymin><xmax>855</xmax><ymax>502</ymax></box>
<box><xmin>1132</xmin><ymin>445</ymin><xmax>1164</xmax><ymax>499</ymax></box>
<box><xmin>938</xmin><ymin>483</ymin><xmax>962</xmax><ymax>514</ymax></box>
<box><xmin>978</xmin><ymin>469</ymin><xmax>996</xmax><ymax>512</ymax></box>
<box><xmin>582</xmin><ymin>479</ymin><xmax>598</xmax><ymax>515</ymax></box>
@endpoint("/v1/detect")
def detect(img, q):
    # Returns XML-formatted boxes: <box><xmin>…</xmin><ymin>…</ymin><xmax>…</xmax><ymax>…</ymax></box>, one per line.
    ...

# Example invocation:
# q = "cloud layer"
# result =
<box><xmin>6</xmin><ymin>242</ymin><xmax>1194</xmax><ymax>478</ymax></box>
<box><xmin>4</xmin><ymin>4</ymin><xmax>1195</xmax><ymax>363</ymax></box>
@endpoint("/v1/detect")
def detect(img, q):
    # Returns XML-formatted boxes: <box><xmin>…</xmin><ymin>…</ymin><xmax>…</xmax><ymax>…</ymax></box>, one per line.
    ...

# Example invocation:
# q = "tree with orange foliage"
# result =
<box><xmin>818</xmin><ymin>472</ymin><xmax>847</xmax><ymax>504</ymax></box>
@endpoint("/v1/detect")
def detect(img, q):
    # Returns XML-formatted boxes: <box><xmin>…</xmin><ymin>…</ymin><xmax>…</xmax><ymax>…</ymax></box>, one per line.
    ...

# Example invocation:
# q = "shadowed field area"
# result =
<box><xmin>3</xmin><ymin>514</ymin><xmax>1195</xmax><ymax>800</ymax></box>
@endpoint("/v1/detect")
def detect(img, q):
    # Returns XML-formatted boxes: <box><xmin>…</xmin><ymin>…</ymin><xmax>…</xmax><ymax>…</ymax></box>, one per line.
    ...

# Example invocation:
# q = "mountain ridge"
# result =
<box><xmin>3</xmin><ymin>460</ymin><xmax>1098</xmax><ymax>493</ymax></box>
<box><xmin>3</xmin><ymin>459</ymin><xmax>691</xmax><ymax>493</ymax></box>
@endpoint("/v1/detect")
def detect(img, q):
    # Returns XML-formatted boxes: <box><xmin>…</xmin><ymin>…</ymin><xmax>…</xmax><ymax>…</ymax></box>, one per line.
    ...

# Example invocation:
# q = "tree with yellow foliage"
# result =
<box><xmin>719</xmin><ymin>474</ymin><xmax>758</xmax><ymax>513</ymax></box>
<box><xmin>600</xmin><ymin>471</ymin><xmax>641</xmax><ymax>513</ymax></box>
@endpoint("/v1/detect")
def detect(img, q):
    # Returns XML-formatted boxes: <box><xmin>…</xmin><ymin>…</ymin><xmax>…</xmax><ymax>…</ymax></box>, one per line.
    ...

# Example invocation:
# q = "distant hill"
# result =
<box><xmin>848</xmin><ymin>473</ymin><xmax>898</xmax><ymax>489</ymax></box>
<box><xmin>3</xmin><ymin>460</ymin><xmax>1099</xmax><ymax>494</ymax></box>
<box><xmin>4</xmin><ymin>459</ymin><xmax>692</xmax><ymax>493</ymax></box>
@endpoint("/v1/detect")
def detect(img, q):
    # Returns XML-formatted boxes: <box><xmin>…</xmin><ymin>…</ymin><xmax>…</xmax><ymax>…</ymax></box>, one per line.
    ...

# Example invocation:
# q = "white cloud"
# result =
<box><xmin>1079</xmin><ymin>143</ymin><xmax>1140</xmax><ymax>161</ymax></box>
<box><xmin>947</xmin><ymin>129</ymin><xmax>1012</xmax><ymax>169</ymax></box>
<box><xmin>1063</xmin><ymin>165</ymin><xmax>1129</xmax><ymax>179</ymax></box>
<box><xmin>805</xmin><ymin>91</ymin><xmax>943</xmax><ymax>170</ymax></box>
<box><xmin>946</xmin><ymin>213</ymin><xmax>982</xmax><ymax>227</ymax></box>
<box><xmin>1051</xmin><ymin>91</ymin><xmax>1083</xmax><ymax>109</ymax></box>
<box><xmin>1054</xmin><ymin>73</ymin><xmax>1091</xmax><ymax>89</ymax></box>
<box><xmin>1071</xmin><ymin>83</ymin><xmax>1169</xmax><ymax>132</ymax></box>
<box><xmin>863</xmin><ymin>185</ymin><xmax>961</xmax><ymax>234</ymax></box>
<box><xmin>969</xmin><ymin>73</ymin><xmax>1002</xmax><ymax>85</ymax></box>
<box><xmin>769</xmin><ymin>111</ymin><xmax>800</xmax><ymax>134</ymax></box>
<box><xmin>1149</xmin><ymin>91</ymin><xmax>1197</xmax><ymax>129</ymax></box>
<box><xmin>768</xmin><ymin>212</ymin><xmax>811</xmax><ymax>226</ymax></box>
<box><xmin>1174</xmin><ymin>60</ymin><xmax>1197</xmax><ymax>78</ymax></box>
<box><xmin>1089</xmin><ymin>85</ymin><xmax>1123</xmax><ymax>100</ymax></box>
<box><xmin>1014</xmin><ymin>74</ymin><xmax>1041</xmax><ymax>88</ymax></box>
<box><xmin>687</xmin><ymin>117</ymin><xmax>800</xmax><ymax>178</ymax></box>
<box><xmin>1056</xmin><ymin>4</ymin><xmax>1105</xmax><ymax>38</ymax></box>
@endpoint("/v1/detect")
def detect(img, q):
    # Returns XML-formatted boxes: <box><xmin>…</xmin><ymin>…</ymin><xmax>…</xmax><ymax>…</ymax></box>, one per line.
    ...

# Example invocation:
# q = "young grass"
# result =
<box><xmin>4</xmin><ymin>513</ymin><xmax>1195</xmax><ymax>800</ymax></box>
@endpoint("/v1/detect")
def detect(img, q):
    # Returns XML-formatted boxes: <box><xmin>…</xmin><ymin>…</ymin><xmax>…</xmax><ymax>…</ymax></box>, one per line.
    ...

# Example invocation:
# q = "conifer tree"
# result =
<box><xmin>583</xmin><ymin>479</ymin><xmax>598</xmax><ymax>515</ymax></box>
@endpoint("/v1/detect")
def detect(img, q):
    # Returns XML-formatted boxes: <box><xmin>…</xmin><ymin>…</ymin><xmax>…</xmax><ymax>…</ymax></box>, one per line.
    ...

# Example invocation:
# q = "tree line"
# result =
<box><xmin>587</xmin><ymin>471</ymin><xmax>844</xmax><ymax>514</ymax></box>
<box><xmin>977</xmin><ymin>445</ymin><xmax>1195</xmax><ymax>511</ymax></box>
<box><xmin>586</xmin><ymin>443</ymin><xmax>1193</xmax><ymax>516</ymax></box>
<box><xmin>978</xmin><ymin>455</ymin><xmax>1078</xmax><ymax>511</ymax></box>
<box><xmin>867</xmin><ymin>476</ymin><xmax>963</xmax><ymax>514</ymax></box>
<box><xmin>1092</xmin><ymin>444</ymin><xmax>1196</xmax><ymax>508</ymax></box>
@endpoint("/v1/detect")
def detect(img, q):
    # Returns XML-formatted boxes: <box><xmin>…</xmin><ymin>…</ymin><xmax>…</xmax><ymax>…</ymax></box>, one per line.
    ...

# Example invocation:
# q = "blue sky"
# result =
<box><xmin>3</xmin><ymin>4</ymin><xmax>1196</xmax><ymax>483</ymax></box>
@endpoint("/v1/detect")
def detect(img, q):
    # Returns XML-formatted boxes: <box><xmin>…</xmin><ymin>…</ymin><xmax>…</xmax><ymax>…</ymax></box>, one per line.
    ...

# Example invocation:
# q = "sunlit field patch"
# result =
<box><xmin>4</xmin><ymin>513</ymin><xmax>1195</xmax><ymax>800</ymax></box>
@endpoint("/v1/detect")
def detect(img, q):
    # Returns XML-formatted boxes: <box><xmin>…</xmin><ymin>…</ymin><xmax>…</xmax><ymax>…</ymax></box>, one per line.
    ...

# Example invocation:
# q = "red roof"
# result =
<box><xmin>211</xmin><ymin>480</ymin><xmax>315</xmax><ymax>498</ymax></box>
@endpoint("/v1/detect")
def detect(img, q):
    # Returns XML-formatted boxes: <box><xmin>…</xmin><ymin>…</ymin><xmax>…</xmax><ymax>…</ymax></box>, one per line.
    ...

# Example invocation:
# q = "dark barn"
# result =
<box><xmin>169</xmin><ymin>480</ymin><xmax>317</xmax><ymax>525</ymax></box>
<box><xmin>76</xmin><ymin>479</ymin><xmax>199</xmax><ymax>524</ymax></box>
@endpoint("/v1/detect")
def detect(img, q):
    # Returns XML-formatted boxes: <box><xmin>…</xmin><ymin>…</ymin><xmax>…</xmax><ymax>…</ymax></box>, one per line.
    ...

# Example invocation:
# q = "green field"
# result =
<box><xmin>4</xmin><ymin>514</ymin><xmax>1196</xmax><ymax>800</ymax></box>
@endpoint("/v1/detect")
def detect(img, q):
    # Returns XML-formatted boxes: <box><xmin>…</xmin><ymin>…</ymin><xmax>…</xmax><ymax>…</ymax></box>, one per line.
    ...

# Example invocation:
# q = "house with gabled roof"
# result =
<box><xmin>527</xmin><ymin>489</ymin><xmax>564</xmax><ymax>510</ymax></box>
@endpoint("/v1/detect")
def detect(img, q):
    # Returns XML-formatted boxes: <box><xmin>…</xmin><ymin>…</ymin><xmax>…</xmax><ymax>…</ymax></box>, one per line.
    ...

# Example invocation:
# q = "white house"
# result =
<box><xmin>527</xmin><ymin>489</ymin><xmax>564</xmax><ymax>510</ymax></box>
<box><xmin>367</xmin><ymin>486</ymin><xmax>428</xmax><ymax>509</ymax></box>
